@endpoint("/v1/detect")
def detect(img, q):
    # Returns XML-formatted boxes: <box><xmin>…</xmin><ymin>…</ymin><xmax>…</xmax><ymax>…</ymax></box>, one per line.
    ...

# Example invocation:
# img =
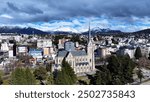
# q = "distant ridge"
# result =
<box><xmin>133</xmin><ymin>28</ymin><xmax>150</xmax><ymax>34</ymax></box>
<box><xmin>0</xmin><ymin>26</ymin><xmax>150</xmax><ymax>35</ymax></box>
<box><xmin>0</xmin><ymin>26</ymin><xmax>48</xmax><ymax>34</ymax></box>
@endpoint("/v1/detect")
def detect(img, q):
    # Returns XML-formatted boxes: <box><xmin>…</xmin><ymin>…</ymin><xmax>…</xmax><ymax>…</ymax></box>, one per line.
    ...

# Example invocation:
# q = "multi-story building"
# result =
<box><xmin>37</xmin><ymin>39</ymin><xmax>52</xmax><ymax>48</ymax></box>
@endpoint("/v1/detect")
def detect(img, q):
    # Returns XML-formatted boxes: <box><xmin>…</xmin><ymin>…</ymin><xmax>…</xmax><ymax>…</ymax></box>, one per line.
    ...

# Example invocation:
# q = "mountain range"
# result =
<box><xmin>0</xmin><ymin>26</ymin><xmax>150</xmax><ymax>35</ymax></box>
<box><xmin>0</xmin><ymin>26</ymin><xmax>48</xmax><ymax>34</ymax></box>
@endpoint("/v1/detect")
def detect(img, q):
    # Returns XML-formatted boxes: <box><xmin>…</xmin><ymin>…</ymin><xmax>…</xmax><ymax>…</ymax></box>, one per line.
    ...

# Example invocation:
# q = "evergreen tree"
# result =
<box><xmin>46</xmin><ymin>63</ymin><xmax>52</xmax><ymax>72</ymax></box>
<box><xmin>118</xmin><ymin>55</ymin><xmax>135</xmax><ymax>84</ymax></box>
<box><xmin>62</xmin><ymin>59</ymin><xmax>77</xmax><ymax>84</ymax></box>
<box><xmin>95</xmin><ymin>65</ymin><xmax>111</xmax><ymax>85</ymax></box>
<box><xmin>137</xmin><ymin>69</ymin><xmax>144</xmax><ymax>83</ymax></box>
<box><xmin>11</xmin><ymin>68</ymin><xmax>27</xmax><ymax>85</ymax></box>
<box><xmin>54</xmin><ymin>70</ymin><xmax>70</xmax><ymax>85</ymax></box>
<box><xmin>55</xmin><ymin>59</ymin><xmax>77</xmax><ymax>85</ymax></box>
<box><xmin>33</xmin><ymin>67</ymin><xmax>48</xmax><ymax>81</ymax></box>
<box><xmin>47</xmin><ymin>73</ymin><xmax>54</xmax><ymax>85</ymax></box>
<box><xmin>134</xmin><ymin>47</ymin><xmax>142</xmax><ymax>59</ymax></box>
<box><xmin>0</xmin><ymin>73</ymin><xmax>3</xmax><ymax>85</ymax></box>
<box><xmin>95</xmin><ymin>71</ymin><xmax>103</xmax><ymax>85</ymax></box>
<box><xmin>25</xmin><ymin>68</ymin><xmax>36</xmax><ymax>85</ymax></box>
<box><xmin>94</xmin><ymin>55</ymin><xmax>135</xmax><ymax>85</ymax></box>
<box><xmin>78</xmin><ymin>80</ymin><xmax>88</xmax><ymax>85</ymax></box>
<box><xmin>11</xmin><ymin>68</ymin><xmax>36</xmax><ymax>85</ymax></box>
<box><xmin>107</xmin><ymin>55</ymin><xmax>123</xmax><ymax>84</ymax></box>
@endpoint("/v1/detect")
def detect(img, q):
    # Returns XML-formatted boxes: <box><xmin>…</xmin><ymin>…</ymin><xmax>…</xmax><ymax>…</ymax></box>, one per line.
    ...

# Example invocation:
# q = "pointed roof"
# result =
<box><xmin>88</xmin><ymin>22</ymin><xmax>91</xmax><ymax>41</ymax></box>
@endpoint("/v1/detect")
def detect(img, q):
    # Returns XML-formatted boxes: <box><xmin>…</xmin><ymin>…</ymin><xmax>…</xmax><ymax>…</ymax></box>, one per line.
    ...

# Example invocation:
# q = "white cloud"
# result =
<box><xmin>0</xmin><ymin>14</ymin><xmax>13</xmax><ymax>19</ymax></box>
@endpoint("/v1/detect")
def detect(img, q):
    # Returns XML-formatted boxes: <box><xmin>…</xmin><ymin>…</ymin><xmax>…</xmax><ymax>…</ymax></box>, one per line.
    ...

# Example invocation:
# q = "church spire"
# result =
<box><xmin>88</xmin><ymin>22</ymin><xmax>91</xmax><ymax>41</ymax></box>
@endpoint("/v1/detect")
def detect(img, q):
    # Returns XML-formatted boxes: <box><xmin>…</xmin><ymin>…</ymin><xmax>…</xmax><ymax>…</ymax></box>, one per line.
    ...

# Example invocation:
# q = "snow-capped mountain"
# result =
<box><xmin>91</xmin><ymin>27</ymin><xmax>122</xmax><ymax>33</ymax></box>
<box><xmin>0</xmin><ymin>26</ymin><xmax>48</xmax><ymax>34</ymax></box>
<box><xmin>0</xmin><ymin>26</ymin><xmax>122</xmax><ymax>35</ymax></box>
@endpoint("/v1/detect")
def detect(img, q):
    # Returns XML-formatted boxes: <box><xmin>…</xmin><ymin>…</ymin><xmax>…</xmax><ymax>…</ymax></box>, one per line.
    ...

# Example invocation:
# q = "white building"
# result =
<box><xmin>122</xmin><ymin>49</ymin><xmax>135</xmax><ymax>58</ymax></box>
<box><xmin>8</xmin><ymin>50</ymin><xmax>14</xmax><ymax>58</ymax></box>
<box><xmin>58</xmin><ymin>38</ymin><xmax>70</xmax><ymax>49</ymax></box>
<box><xmin>1</xmin><ymin>42</ymin><xmax>9</xmax><ymax>52</ymax></box>
<box><xmin>118</xmin><ymin>47</ymin><xmax>135</xmax><ymax>58</ymax></box>
<box><xmin>37</xmin><ymin>39</ymin><xmax>52</xmax><ymax>48</ymax></box>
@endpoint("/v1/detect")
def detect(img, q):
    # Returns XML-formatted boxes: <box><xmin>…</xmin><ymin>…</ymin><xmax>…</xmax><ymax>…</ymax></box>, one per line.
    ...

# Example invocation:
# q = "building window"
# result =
<box><xmin>69</xmin><ymin>61</ymin><xmax>72</xmax><ymax>66</ymax></box>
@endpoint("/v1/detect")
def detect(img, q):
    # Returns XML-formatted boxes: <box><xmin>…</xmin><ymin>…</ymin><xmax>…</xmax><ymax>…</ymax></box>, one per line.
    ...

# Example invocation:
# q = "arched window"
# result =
<box><xmin>69</xmin><ymin>61</ymin><xmax>72</xmax><ymax>66</ymax></box>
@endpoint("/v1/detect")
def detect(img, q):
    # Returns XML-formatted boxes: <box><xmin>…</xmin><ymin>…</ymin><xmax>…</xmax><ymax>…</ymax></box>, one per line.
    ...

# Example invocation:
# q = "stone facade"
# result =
<box><xmin>54</xmin><ymin>25</ymin><xmax>95</xmax><ymax>75</ymax></box>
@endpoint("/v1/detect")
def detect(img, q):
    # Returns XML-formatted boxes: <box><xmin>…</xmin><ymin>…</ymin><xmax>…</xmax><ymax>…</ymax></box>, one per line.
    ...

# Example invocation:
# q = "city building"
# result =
<box><xmin>17</xmin><ymin>46</ymin><xmax>28</xmax><ymax>56</ymax></box>
<box><xmin>58</xmin><ymin>38</ymin><xmax>70</xmax><ymax>49</ymax></box>
<box><xmin>29</xmin><ymin>48</ymin><xmax>43</xmax><ymax>59</ymax></box>
<box><xmin>37</xmin><ymin>39</ymin><xmax>52</xmax><ymax>48</ymax></box>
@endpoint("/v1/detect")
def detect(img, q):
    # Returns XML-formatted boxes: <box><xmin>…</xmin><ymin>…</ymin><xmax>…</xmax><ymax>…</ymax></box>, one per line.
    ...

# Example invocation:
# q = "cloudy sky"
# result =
<box><xmin>0</xmin><ymin>0</ymin><xmax>150</xmax><ymax>32</ymax></box>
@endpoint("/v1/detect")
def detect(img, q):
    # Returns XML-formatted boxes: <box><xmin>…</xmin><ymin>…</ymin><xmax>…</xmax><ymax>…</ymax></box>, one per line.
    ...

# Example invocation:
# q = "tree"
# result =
<box><xmin>25</xmin><ymin>68</ymin><xmax>36</xmax><ymax>85</ymax></box>
<box><xmin>134</xmin><ymin>47</ymin><xmax>142</xmax><ymax>59</ymax></box>
<box><xmin>47</xmin><ymin>73</ymin><xmax>54</xmax><ymax>85</ymax></box>
<box><xmin>95</xmin><ymin>65</ymin><xmax>111</xmax><ymax>85</ymax></box>
<box><xmin>33</xmin><ymin>67</ymin><xmax>47</xmax><ymax>81</ymax></box>
<box><xmin>46</xmin><ymin>63</ymin><xmax>52</xmax><ymax>72</ymax></box>
<box><xmin>137</xmin><ymin>69</ymin><xmax>144</xmax><ymax>83</ymax></box>
<box><xmin>54</xmin><ymin>59</ymin><xmax>77</xmax><ymax>85</ymax></box>
<box><xmin>11</xmin><ymin>68</ymin><xmax>27</xmax><ymax>85</ymax></box>
<box><xmin>93</xmin><ymin>55</ymin><xmax>135</xmax><ymax>85</ymax></box>
<box><xmin>11</xmin><ymin>68</ymin><xmax>36</xmax><ymax>85</ymax></box>
<box><xmin>119</xmin><ymin>55</ymin><xmax>135</xmax><ymax>84</ymax></box>
<box><xmin>0</xmin><ymin>73</ymin><xmax>3</xmax><ymax>85</ymax></box>
<box><xmin>107</xmin><ymin>55</ymin><xmax>123</xmax><ymax>84</ymax></box>
<box><xmin>62</xmin><ymin>59</ymin><xmax>77</xmax><ymax>84</ymax></box>
<box><xmin>54</xmin><ymin>70</ymin><xmax>70</xmax><ymax>85</ymax></box>
<box><xmin>95</xmin><ymin>71</ymin><xmax>103</xmax><ymax>85</ymax></box>
<box><xmin>78</xmin><ymin>80</ymin><xmax>88</xmax><ymax>85</ymax></box>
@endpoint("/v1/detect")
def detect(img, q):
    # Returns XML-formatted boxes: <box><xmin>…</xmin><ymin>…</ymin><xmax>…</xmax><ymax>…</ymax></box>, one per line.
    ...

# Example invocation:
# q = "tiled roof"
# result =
<box><xmin>70</xmin><ymin>50</ymin><xmax>87</xmax><ymax>56</ymax></box>
<box><xmin>57</xmin><ymin>50</ymin><xmax>87</xmax><ymax>57</ymax></box>
<box><xmin>57</xmin><ymin>50</ymin><xmax>68</xmax><ymax>57</ymax></box>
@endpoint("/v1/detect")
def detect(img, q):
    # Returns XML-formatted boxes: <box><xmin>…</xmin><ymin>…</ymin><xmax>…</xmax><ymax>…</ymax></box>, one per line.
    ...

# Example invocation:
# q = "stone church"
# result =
<box><xmin>54</xmin><ymin>25</ymin><xmax>95</xmax><ymax>75</ymax></box>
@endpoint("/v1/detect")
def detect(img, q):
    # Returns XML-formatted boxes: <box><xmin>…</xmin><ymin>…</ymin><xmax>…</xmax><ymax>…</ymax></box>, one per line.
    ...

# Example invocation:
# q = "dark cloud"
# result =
<box><xmin>7</xmin><ymin>2</ymin><xmax>43</xmax><ymax>15</ymax></box>
<box><xmin>0</xmin><ymin>0</ymin><xmax>150</xmax><ymax>23</ymax></box>
<box><xmin>7</xmin><ymin>2</ymin><xmax>19</xmax><ymax>11</ymax></box>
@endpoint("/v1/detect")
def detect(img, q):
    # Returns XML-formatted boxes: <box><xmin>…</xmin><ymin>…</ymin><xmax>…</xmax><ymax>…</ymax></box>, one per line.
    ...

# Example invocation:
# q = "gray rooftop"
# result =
<box><xmin>70</xmin><ymin>50</ymin><xmax>87</xmax><ymax>56</ymax></box>
<box><xmin>57</xmin><ymin>50</ymin><xmax>87</xmax><ymax>57</ymax></box>
<box><xmin>57</xmin><ymin>50</ymin><xmax>68</xmax><ymax>57</ymax></box>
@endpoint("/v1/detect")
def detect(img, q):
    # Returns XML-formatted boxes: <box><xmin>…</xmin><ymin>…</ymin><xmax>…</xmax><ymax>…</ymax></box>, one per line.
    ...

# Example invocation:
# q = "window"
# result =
<box><xmin>69</xmin><ymin>61</ymin><xmax>72</xmax><ymax>66</ymax></box>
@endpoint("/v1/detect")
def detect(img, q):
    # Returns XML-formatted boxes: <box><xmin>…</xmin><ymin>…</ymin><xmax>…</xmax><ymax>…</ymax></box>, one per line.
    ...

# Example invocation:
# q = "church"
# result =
<box><xmin>54</xmin><ymin>25</ymin><xmax>96</xmax><ymax>75</ymax></box>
